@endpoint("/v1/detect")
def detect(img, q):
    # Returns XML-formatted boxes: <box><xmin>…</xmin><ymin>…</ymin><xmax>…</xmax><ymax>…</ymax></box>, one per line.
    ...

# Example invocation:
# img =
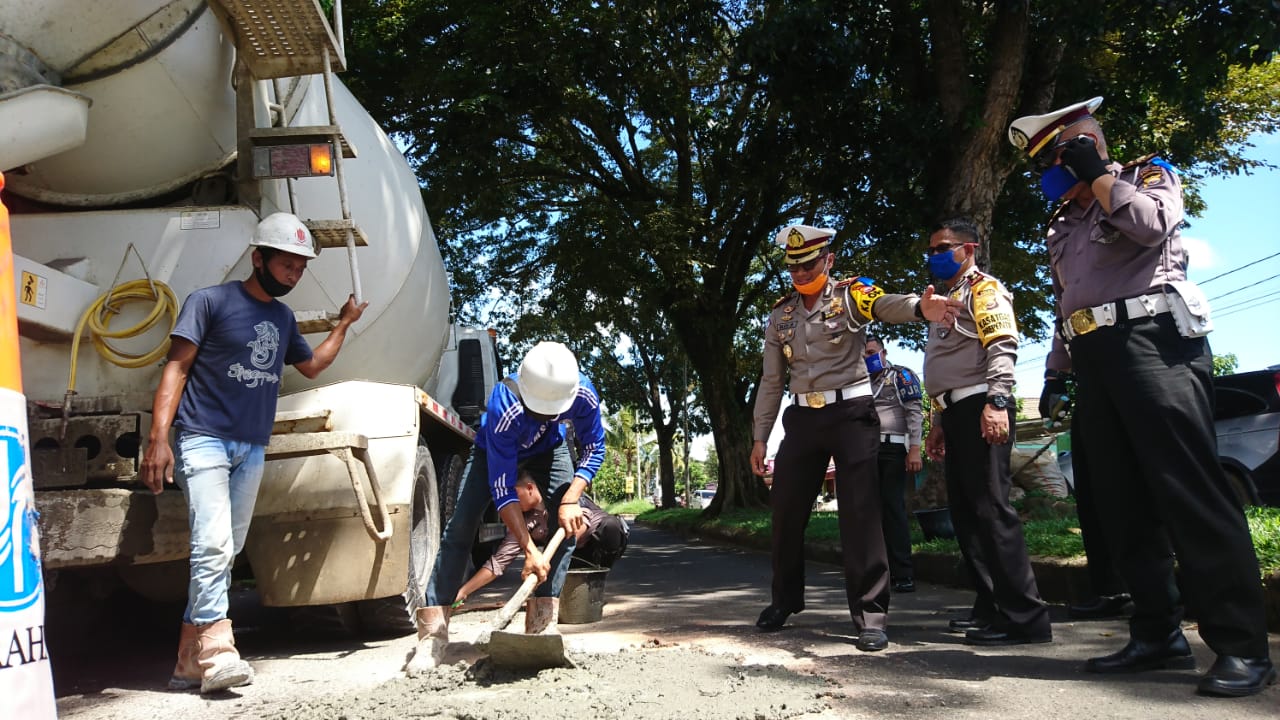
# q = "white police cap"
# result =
<box><xmin>773</xmin><ymin>224</ymin><xmax>836</xmax><ymax>265</ymax></box>
<box><xmin>1008</xmin><ymin>96</ymin><xmax>1104</xmax><ymax>158</ymax></box>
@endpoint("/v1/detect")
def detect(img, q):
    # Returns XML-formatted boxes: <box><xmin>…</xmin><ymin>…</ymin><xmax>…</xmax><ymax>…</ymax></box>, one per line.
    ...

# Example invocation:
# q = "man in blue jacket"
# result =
<box><xmin>407</xmin><ymin>341</ymin><xmax>606</xmax><ymax>674</ymax></box>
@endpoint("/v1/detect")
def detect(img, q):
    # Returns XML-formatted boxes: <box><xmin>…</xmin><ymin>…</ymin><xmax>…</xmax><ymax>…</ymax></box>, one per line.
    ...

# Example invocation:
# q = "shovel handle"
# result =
<box><xmin>490</xmin><ymin>527</ymin><xmax>566</xmax><ymax>631</ymax></box>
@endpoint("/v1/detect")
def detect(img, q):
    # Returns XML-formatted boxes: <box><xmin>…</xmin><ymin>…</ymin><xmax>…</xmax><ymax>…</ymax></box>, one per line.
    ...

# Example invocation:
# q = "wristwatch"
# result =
<box><xmin>986</xmin><ymin>394</ymin><xmax>1013</xmax><ymax>410</ymax></box>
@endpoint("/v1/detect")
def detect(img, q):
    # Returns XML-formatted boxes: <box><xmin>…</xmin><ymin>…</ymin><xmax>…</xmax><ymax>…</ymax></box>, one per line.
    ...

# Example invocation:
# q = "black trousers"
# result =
<box><xmin>1072</xmin><ymin>313</ymin><xmax>1268</xmax><ymax>657</ymax></box>
<box><xmin>876</xmin><ymin>441</ymin><xmax>914</xmax><ymax>581</ymax></box>
<box><xmin>1068</xmin><ymin>423</ymin><xmax>1126</xmax><ymax>598</ymax></box>
<box><xmin>940</xmin><ymin>394</ymin><xmax>1048</xmax><ymax>631</ymax></box>
<box><xmin>770</xmin><ymin>396</ymin><xmax>888</xmax><ymax>631</ymax></box>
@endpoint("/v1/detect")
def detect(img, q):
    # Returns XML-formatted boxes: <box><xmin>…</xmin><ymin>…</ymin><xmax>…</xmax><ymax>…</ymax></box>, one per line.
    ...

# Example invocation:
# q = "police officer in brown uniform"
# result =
<box><xmin>749</xmin><ymin>224</ymin><xmax>955</xmax><ymax>652</ymax></box>
<box><xmin>863</xmin><ymin>336</ymin><xmax>923</xmax><ymax>593</ymax></box>
<box><xmin>922</xmin><ymin>217</ymin><xmax>1051</xmax><ymax>646</ymax></box>
<box><xmin>1008</xmin><ymin>97</ymin><xmax>1274</xmax><ymax>696</ymax></box>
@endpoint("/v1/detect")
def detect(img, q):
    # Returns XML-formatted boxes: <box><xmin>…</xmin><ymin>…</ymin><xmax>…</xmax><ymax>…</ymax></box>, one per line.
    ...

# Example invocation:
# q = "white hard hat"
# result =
<box><xmin>251</xmin><ymin>212</ymin><xmax>317</xmax><ymax>258</ymax></box>
<box><xmin>517</xmin><ymin>342</ymin><xmax>580</xmax><ymax>416</ymax></box>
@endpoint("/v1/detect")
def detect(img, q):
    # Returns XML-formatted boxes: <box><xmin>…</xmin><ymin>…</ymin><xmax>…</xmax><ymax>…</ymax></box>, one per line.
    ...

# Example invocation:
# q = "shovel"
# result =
<box><xmin>485</xmin><ymin>527</ymin><xmax>573</xmax><ymax>670</ymax></box>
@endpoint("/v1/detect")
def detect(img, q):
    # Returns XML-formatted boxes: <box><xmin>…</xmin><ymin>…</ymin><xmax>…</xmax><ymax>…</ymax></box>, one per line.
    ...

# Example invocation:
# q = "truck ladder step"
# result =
<box><xmin>249</xmin><ymin>125</ymin><xmax>356</xmax><ymax>159</ymax></box>
<box><xmin>294</xmin><ymin>310</ymin><xmax>339</xmax><ymax>334</ymax></box>
<box><xmin>265</xmin><ymin>430</ymin><xmax>367</xmax><ymax>459</ymax></box>
<box><xmin>306</xmin><ymin>219</ymin><xmax>369</xmax><ymax>249</ymax></box>
<box><xmin>207</xmin><ymin>0</ymin><xmax>345</xmax><ymax>79</ymax></box>
<box><xmin>272</xmin><ymin>408</ymin><xmax>333</xmax><ymax>435</ymax></box>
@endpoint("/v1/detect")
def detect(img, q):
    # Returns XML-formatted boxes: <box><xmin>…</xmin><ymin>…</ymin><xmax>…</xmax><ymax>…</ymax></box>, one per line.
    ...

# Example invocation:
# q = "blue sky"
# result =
<box><xmin>886</xmin><ymin>133</ymin><xmax>1280</xmax><ymax>402</ymax></box>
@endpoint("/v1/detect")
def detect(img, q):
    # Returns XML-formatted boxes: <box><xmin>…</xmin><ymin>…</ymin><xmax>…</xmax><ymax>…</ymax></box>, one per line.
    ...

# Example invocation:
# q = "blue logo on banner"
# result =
<box><xmin>1</xmin><ymin>424</ymin><xmax>40</xmax><ymax>611</ymax></box>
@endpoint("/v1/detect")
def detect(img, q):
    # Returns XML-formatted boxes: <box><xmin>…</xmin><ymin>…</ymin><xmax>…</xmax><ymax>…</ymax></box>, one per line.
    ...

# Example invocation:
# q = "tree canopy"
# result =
<box><xmin>344</xmin><ymin>0</ymin><xmax>1280</xmax><ymax>510</ymax></box>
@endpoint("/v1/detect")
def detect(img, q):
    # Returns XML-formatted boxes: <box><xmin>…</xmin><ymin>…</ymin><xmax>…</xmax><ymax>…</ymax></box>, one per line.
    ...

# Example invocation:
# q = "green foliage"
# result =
<box><xmin>1213</xmin><ymin>352</ymin><xmax>1240</xmax><ymax>377</ymax></box>
<box><xmin>589</xmin><ymin>454</ymin><xmax>630</xmax><ymax>504</ymax></box>
<box><xmin>604</xmin><ymin>498</ymin><xmax>659</xmax><ymax>515</ymax></box>
<box><xmin>638</xmin><ymin>504</ymin><xmax>1280</xmax><ymax>578</ymax></box>
<box><xmin>1247</xmin><ymin>506</ymin><xmax>1280</xmax><ymax>576</ymax></box>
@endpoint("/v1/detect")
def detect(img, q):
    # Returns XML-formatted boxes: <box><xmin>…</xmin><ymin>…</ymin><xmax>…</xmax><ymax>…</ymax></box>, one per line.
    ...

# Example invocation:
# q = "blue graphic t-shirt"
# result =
<box><xmin>172</xmin><ymin>281</ymin><xmax>312</xmax><ymax>445</ymax></box>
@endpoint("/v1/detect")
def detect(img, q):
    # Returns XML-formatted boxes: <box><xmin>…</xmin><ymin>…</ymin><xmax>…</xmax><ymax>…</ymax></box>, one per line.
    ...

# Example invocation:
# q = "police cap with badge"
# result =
<box><xmin>773</xmin><ymin>224</ymin><xmax>835</xmax><ymax>265</ymax></box>
<box><xmin>1008</xmin><ymin>96</ymin><xmax>1104</xmax><ymax>201</ymax></box>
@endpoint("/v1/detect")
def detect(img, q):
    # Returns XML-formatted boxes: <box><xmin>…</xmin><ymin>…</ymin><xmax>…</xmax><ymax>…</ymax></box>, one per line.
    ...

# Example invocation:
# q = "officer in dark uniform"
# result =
<box><xmin>749</xmin><ymin>224</ymin><xmax>955</xmax><ymax>653</ymax></box>
<box><xmin>922</xmin><ymin>217</ymin><xmax>1051</xmax><ymax>647</ymax></box>
<box><xmin>1009</xmin><ymin>96</ymin><xmax>1274</xmax><ymax>696</ymax></box>
<box><xmin>863</xmin><ymin>335</ymin><xmax>923</xmax><ymax>593</ymax></box>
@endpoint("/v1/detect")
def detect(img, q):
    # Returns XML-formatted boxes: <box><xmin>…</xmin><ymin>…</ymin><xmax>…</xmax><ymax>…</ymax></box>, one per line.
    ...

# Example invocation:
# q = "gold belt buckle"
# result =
<box><xmin>805</xmin><ymin>391</ymin><xmax>827</xmax><ymax>408</ymax></box>
<box><xmin>1068</xmin><ymin>307</ymin><xmax>1097</xmax><ymax>338</ymax></box>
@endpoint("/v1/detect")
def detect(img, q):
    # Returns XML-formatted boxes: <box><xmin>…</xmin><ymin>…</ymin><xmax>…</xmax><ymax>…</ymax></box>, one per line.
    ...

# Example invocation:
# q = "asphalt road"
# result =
<box><xmin>49</xmin><ymin>523</ymin><xmax>1279</xmax><ymax>718</ymax></box>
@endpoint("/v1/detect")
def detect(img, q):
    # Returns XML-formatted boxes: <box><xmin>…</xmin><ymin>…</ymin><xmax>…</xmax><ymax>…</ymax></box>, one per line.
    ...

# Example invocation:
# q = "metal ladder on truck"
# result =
<box><xmin>206</xmin><ymin>0</ymin><xmax>391</xmax><ymax>543</ymax></box>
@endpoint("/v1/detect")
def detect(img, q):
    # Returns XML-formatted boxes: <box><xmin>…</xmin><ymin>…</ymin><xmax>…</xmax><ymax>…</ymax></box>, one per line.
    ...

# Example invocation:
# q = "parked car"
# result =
<box><xmin>1213</xmin><ymin>367</ymin><xmax>1280</xmax><ymax>506</ymax></box>
<box><xmin>693</xmin><ymin>488</ymin><xmax>717</xmax><ymax>509</ymax></box>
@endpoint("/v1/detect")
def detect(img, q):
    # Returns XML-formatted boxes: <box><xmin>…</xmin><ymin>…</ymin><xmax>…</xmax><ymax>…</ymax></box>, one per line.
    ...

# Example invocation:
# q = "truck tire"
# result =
<box><xmin>436</xmin><ymin>451</ymin><xmax>465</xmax><ymax>525</ymax></box>
<box><xmin>354</xmin><ymin>443</ymin><xmax>441</xmax><ymax>636</ymax></box>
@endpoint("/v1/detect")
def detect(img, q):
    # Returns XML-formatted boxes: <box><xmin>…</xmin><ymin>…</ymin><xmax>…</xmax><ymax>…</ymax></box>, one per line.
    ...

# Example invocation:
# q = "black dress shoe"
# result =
<box><xmin>755</xmin><ymin>605</ymin><xmax>797</xmax><ymax>631</ymax></box>
<box><xmin>1085</xmin><ymin>630</ymin><xmax>1195</xmax><ymax>673</ymax></box>
<box><xmin>892</xmin><ymin>578</ymin><xmax>916</xmax><ymax>593</ymax></box>
<box><xmin>1197</xmin><ymin>656</ymin><xmax>1277</xmax><ymax>697</ymax></box>
<box><xmin>948</xmin><ymin>617</ymin><xmax>989</xmax><ymax>633</ymax></box>
<box><xmin>964</xmin><ymin>624</ymin><xmax>1053</xmax><ymax>646</ymax></box>
<box><xmin>1068</xmin><ymin>593</ymin><xmax>1132</xmax><ymax>620</ymax></box>
<box><xmin>855</xmin><ymin>628</ymin><xmax>888</xmax><ymax>652</ymax></box>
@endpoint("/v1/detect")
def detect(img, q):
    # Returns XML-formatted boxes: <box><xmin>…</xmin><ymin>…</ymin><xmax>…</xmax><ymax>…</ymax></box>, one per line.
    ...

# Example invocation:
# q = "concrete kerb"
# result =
<box><xmin>649</xmin><ymin>519</ymin><xmax>1280</xmax><ymax>633</ymax></box>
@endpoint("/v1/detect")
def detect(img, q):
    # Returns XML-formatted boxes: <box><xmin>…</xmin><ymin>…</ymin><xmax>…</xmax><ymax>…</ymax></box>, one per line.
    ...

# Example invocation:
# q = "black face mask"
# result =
<box><xmin>254</xmin><ymin>263</ymin><xmax>293</xmax><ymax>297</ymax></box>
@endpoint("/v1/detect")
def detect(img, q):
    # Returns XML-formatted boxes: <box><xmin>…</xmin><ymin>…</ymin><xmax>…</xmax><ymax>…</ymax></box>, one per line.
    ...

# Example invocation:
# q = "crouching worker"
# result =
<box><xmin>452</xmin><ymin>471</ymin><xmax>628</xmax><ymax>607</ymax></box>
<box><xmin>140</xmin><ymin>213</ymin><xmax>367</xmax><ymax>693</ymax></box>
<box><xmin>406</xmin><ymin>342</ymin><xmax>606</xmax><ymax>675</ymax></box>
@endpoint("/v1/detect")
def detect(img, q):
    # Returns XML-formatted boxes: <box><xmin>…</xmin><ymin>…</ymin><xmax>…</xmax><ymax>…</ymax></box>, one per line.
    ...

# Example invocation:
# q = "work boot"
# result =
<box><xmin>525</xmin><ymin>597</ymin><xmax>560</xmax><ymax>635</ymax></box>
<box><xmin>166</xmin><ymin>623</ymin><xmax>202</xmax><ymax>691</ymax></box>
<box><xmin>195</xmin><ymin>619</ymin><xmax>254</xmax><ymax>693</ymax></box>
<box><xmin>405</xmin><ymin>606</ymin><xmax>450</xmax><ymax>676</ymax></box>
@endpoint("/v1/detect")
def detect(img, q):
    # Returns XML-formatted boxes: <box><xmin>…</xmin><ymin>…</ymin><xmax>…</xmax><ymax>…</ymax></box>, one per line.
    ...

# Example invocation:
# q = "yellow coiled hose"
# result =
<box><xmin>66</xmin><ymin>278</ymin><xmax>179</xmax><ymax>395</ymax></box>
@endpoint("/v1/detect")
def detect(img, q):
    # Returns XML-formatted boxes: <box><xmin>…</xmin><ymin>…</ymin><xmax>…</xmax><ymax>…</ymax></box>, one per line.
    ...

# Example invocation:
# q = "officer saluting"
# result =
<box><xmin>922</xmin><ymin>217</ymin><xmax>1051</xmax><ymax>647</ymax></box>
<box><xmin>749</xmin><ymin>224</ymin><xmax>955</xmax><ymax>653</ymax></box>
<box><xmin>1009</xmin><ymin>97</ymin><xmax>1274</xmax><ymax>696</ymax></box>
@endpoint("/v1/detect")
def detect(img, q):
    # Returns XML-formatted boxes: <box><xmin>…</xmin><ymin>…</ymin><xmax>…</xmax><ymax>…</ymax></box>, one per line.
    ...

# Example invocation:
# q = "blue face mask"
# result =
<box><xmin>1040</xmin><ymin>164</ymin><xmax>1079</xmax><ymax>201</ymax></box>
<box><xmin>864</xmin><ymin>352</ymin><xmax>885</xmax><ymax>374</ymax></box>
<box><xmin>927</xmin><ymin>248</ymin><xmax>964</xmax><ymax>280</ymax></box>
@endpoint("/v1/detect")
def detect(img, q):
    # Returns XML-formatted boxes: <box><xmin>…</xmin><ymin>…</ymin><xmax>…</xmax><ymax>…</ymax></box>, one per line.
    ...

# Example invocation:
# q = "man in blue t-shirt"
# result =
<box><xmin>406</xmin><ymin>341</ymin><xmax>606</xmax><ymax>675</ymax></box>
<box><xmin>140</xmin><ymin>213</ymin><xmax>366</xmax><ymax>694</ymax></box>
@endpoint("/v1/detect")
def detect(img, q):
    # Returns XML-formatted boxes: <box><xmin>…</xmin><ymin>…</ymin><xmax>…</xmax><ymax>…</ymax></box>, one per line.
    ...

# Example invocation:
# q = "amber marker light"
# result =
<box><xmin>310</xmin><ymin>144</ymin><xmax>333</xmax><ymax>175</ymax></box>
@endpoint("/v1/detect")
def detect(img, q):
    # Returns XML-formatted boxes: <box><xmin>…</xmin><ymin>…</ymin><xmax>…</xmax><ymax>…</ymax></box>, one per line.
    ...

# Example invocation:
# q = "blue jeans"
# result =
<box><xmin>425</xmin><ymin>444</ymin><xmax>577</xmax><ymax>606</ymax></box>
<box><xmin>174</xmin><ymin>431</ymin><xmax>265</xmax><ymax>625</ymax></box>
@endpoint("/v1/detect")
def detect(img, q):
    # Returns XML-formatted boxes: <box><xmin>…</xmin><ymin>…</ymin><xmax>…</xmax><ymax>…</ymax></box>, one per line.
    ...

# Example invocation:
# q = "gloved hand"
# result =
<box><xmin>1058</xmin><ymin>136</ymin><xmax>1109</xmax><ymax>184</ymax></box>
<box><xmin>1039</xmin><ymin>372</ymin><xmax>1073</xmax><ymax>427</ymax></box>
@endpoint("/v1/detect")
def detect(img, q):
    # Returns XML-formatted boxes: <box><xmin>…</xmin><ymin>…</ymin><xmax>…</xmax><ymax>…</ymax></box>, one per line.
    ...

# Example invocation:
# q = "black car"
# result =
<box><xmin>1213</xmin><ymin>367</ymin><xmax>1280</xmax><ymax>506</ymax></box>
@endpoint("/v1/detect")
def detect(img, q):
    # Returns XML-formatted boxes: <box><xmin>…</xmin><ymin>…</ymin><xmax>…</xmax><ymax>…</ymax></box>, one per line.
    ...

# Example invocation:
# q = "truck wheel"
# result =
<box><xmin>354</xmin><ymin>443</ymin><xmax>441</xmax><ymax>636</ymax></box>
<box><xmin>436</xmin><ymin>451</ymin><xmax>465</xmax><ymax>526</ymax></box>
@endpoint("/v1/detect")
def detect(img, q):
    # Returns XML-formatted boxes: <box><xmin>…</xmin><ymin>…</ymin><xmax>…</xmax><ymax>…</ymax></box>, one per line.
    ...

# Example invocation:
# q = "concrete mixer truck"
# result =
<box><xmin>0</xmin><ymin>0</ymin><xmax>501</xmax><ymax>633</ymax></box>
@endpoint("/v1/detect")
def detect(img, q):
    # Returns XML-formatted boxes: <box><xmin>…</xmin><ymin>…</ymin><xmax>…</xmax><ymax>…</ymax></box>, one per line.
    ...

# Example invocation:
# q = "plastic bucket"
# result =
<box><xmin>913</xmin><ymin>507</ymin><xmax>956</xmax><ymax>541</ymax></box>
<box><xmin>559</xmin><ymin>567</ymin><xmax>608</xmax><ymax>624</ymax></box>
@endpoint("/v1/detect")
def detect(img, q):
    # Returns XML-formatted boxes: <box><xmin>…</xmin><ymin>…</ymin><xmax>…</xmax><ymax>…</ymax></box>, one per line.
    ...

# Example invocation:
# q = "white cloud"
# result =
<box><xmin>1181</xmin><ymin>235</ymin><xmax>1217</xmax><ymax>271</ymax></box>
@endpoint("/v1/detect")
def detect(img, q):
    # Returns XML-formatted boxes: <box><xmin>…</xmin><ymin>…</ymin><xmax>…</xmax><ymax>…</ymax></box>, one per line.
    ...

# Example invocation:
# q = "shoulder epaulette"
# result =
<box><xmin>1046</xmin><ymin>199</ymin><xmax>1071</xmax><ymax>229</ymax></box>
<box><xmin>771</xmin><ymin>294</ymin><xmax>791</xmax><ymax>309</ymax></box>
<box><xmin>1122</xmin><ymin>153</ymin><xmax>1158</xmax><ymax>170</ymax></box>
<box><xmin>835</xmin><ymin>275</ymin><xmax>874</xmax><ymax>289</ymax></box>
